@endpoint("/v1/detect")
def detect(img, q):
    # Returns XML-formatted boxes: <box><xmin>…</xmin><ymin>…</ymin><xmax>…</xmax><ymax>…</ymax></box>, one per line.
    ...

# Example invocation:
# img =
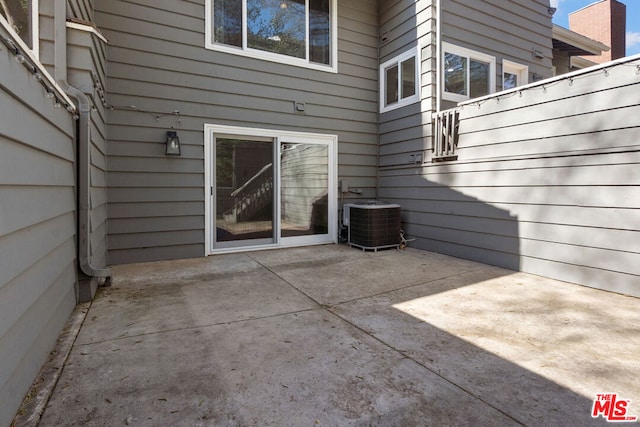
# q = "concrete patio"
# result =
<box><xmin>19</xmin><ymin>245</ymin><xmax>640</xmax><ymax>426</ymax></box>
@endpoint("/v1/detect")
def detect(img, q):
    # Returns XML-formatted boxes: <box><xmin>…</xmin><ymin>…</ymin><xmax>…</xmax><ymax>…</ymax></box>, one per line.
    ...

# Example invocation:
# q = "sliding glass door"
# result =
<box><xmin>214</xmin><ymin>137</ymin><xmax>275</xmax><ymax>249</ymax></box>
<box><xmin>205</xmin><ymin>125</ymin><xmax>336</xmax><ymax>253</ymax></box>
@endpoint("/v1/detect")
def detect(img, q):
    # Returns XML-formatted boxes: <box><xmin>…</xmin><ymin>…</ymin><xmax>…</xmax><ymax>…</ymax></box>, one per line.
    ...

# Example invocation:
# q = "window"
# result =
<box><xmin>502</xmin><ymin>60</ymin><xmax>529</xmax><ymax>90</ymax></box>
<box><xmin>442</xmin><ymin>43</ymin><xmax>495</xmax><ymax>102</ymax></box>
<box><xmin>0</xmin><ymin>0</ymin><xmax>37</xmax><ymax>53</ymax></box>
<box><xmin>379</xmin><ymin>47</ymin><xmax>421</xmax><ymax>113</ymax></box>
<box><xmin>206</xmin><ymin>0</ymin><xmax>337</xmax><ymax>72</ymax></box>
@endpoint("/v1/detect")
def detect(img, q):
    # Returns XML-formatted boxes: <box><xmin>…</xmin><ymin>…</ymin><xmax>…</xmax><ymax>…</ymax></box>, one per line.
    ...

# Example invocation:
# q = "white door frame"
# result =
<box><xmin>204</xmin><ymin>124</ymin><xmax>337</xmax><ymax>255</ymax></box>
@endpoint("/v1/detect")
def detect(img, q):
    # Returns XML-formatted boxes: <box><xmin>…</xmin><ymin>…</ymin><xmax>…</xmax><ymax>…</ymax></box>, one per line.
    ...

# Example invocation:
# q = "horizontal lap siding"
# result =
<box><xmin>379</xmin><ymin>0</ymin><xmax>554</xmax><ymax>170</ymax></box>
<box><xmin>0</xmin><ymin>28</ymin><xmax>77</xmax><ymax>425</ymax></box>
<box><xmin>67</xmin><ymin>7</ymin><xmax>111</xmax><ymax>270</ymax></box>
<box><xmin>378</xmin><ymin>0</ymin><xmax>435</xmax><ymax>170</ymax></box>
<box><xmin>95</xmin><ymin>0</ymin><xmax>379</xmax><ymax>264</ymax></box>
<box><xmin>67</xmin><ymin>0</ymin><xmax>94</xmax><ymax>22</ymax></box>
<box><xmin>96</xmin><ymin>0</ymin><xmax>377</xmax><ymax>264</ymax></box>
<box><xmin>38</xmin><ymin>1</ymin><xmax>55</xmax><ymax>75</ymax></box>
<box><xmin>89</xmin><ymin>55</ymin><xmax>109</xmax><ymax>269</ymax></box>
<box><xmin>442</xmin><ymin>0</ymin><xmax>553</xmax><ymax>88</ymax></box>
<box><xmin>380</xmin><ymin>60</ymin><xmax>640</xmax><ymax>296</ymax></box>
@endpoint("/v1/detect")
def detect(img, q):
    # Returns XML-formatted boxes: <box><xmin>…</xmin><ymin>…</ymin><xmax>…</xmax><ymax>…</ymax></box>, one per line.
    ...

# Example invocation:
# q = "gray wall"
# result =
<box><xmin>552</xmin><ymin>49</ymin><xmax>571</xmax><ymax>75</ymax></box>
<box><xmin>442</xmin><ymin>0</ymin><xmax>554</xmax><ymax>91</ymax></box>
<box><xmin>379</xmin><ymin>0</ymin><xmax>554</xmax><ymax>169</ymax></box>
<box><xmin>378</xmin><ymin>0</ymin><xmax>435</xmax><ymax>169</ymax></box>
<box><xmin>0</xmin><ymin>28</ymin><xmax>77</xmax><ymax>426</ymax></box>
<box><xmin>67</xmin><ymin>0</ymin><xmax>94</xmax><ymax>22</ymax></box>
<box><xmin>40</xmin><ymin>0</ymin><xmax>109</xmax><ymax>276</ymax></box>
<box><xmin>38</xmin><ymin>0</ymin><xmax>56</xmax><ymax>76</ymax></box>
<box><xmin>66</xmin><ymin>18</ymin><xmax>110</xmax><ymax>273</ymax></box>
<box><xmin>95</xmin><ymin>0</ymin><xmax>380</xmax><ymax>264</ymax></box>
<box><xmin>380</xmin><ymin>58</ymin><xmax>640</xmax><ymax>297</ymax></box>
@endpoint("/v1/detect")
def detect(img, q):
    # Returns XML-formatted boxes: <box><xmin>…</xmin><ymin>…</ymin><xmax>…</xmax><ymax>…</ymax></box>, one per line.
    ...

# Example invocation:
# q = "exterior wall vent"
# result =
<box><xmin>344</xmin><ymin>201</ymin><xmax>401</xmax><ymax>251</ymax></box>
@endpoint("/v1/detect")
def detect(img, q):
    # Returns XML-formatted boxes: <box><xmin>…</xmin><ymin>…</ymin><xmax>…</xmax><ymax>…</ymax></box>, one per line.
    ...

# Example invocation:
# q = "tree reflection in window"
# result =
<box><xmin>247</xmin><ymin>0</ymin><xmax>305</xmax><ymax>59</ymax></box>
<box><xmin>216</xmin><ymin>140</ymin><xmax>235</xmax><ymax>188</ymax></box>
<box><xmin>213</xmin><ymin>0</ymin><xmax>242</xmax><ymax>47</ymax></box>
<box><xmin>503</xmin><ymin>72</ymin><xmax>518</xmax><ymax>90</ymax></box>
<box><xmin>1</xmin><ymin>0</ymin><xmax>32</xmax><ymax>48</ymax></box>
<box><xmin>211</xmin><ymin>0</ymin><xmax>331</xmax><ymax>65</ymax></box>
<box><xmin>444</xmin><ymin>52</ymin><xmax>491</xmax><ymax>98</ymax></box>
<box><xmin>444</xmin><ymin>52</ymin><xmax>467</xmax><ymax>96</ymax></box>
<box><xmin>309</xmin><ymin>0</ymin><xmax>330</xmax><ymax>64</ymax></box>
<box><xmin>469</xmin><ymin>59</ymin><xmax>490</xmax><ymax>98</ymax></box>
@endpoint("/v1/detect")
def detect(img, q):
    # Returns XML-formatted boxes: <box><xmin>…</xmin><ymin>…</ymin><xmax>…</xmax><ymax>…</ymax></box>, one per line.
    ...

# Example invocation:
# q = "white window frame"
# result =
<box><xmin>379</xmin><ymin>46</ymin><xmax>421</xmax><ymax>113</ymax></box>
<box><xmin>502</xmin><ymin>60</ymin><xmax>529</xmax><ymax>90</ymax></box>
<box><xmin>205</xmin><ymin>0</ymin><xmax>338</xmax><ymax>73</ymax></box>
<box><xmin>204</xmin><ymin>124</ymin><xmax>338</xmax><ymax>255</ymax></box>
<box><xmin>0</xmin><ymin>0</ymin><xmax>39</xmax><ymax>57</ymax></box>
<box><xmin>442</xmin><ymin>42</ymin><xmax>496</xmax><ymax>103</ymax></box>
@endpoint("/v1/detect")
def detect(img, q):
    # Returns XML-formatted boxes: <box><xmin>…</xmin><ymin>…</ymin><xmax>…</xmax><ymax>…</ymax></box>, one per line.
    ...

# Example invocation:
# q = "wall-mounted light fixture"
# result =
<box><xmin>165</xmin><ymin>131</ymin><xmax>181</xmax><ymax>156</ymax></box>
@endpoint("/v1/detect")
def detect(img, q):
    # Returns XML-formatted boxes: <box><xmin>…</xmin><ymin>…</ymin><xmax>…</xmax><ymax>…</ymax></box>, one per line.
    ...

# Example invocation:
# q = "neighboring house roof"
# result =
<box><xmin>552</xmin><ymin>24</ymin><xmax>610</xmax><ymax>56</ymax></box>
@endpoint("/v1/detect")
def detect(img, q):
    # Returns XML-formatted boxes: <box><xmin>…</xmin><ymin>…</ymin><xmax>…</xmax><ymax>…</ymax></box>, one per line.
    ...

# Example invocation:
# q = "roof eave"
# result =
<box><xmin>552</xmin><ymin>24</ymin><xmax>610</xmax><ymax>56</ymax></box>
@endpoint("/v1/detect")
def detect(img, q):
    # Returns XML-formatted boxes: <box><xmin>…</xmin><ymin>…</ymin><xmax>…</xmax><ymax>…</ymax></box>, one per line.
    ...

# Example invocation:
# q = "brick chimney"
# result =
<box><xmin>569</xmin><ymin>0</ymin><xmax>626</xmax><ymax>63</ymax></box>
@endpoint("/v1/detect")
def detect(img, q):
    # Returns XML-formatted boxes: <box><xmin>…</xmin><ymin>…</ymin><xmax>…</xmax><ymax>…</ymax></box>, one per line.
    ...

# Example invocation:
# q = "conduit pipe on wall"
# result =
<box><xmin>436</xmin><ymin>0</ymin><xmax>442</xmax><ymax>113</ymax></box>
<box><xmin>54</xmin><ymin>0</ymin><xmax>111</xmax><ymax>281</ymax></box>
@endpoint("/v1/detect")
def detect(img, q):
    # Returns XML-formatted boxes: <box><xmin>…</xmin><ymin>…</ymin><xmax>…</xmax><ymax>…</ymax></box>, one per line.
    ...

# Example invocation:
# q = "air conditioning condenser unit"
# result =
<box><xmin>343</xmin><ymin>201</ymin><xmax>401</xmax><ymax>251</ymax></box>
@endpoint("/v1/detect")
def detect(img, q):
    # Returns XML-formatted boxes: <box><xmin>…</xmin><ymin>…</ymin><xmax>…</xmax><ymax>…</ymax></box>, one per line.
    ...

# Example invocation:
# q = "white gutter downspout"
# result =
<box><xmin>435</xmin><ymin>0</ymin><xmax>442</xmax><ymax>113</ymax></box>
<box><xmin>54</xmin><ymin>0</ymin><xmax>111</xmax><ymax>280</ymax></box>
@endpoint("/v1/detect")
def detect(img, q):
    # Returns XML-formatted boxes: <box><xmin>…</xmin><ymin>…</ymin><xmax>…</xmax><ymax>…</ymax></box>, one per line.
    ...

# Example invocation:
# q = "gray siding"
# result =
<box><xmin>0</xmin><ymin>29</ymin><xmax>77</xmax><ymax>426</ymax></box>
<box><xmin>379</xmin><ymin>58</ymin><xmax>640</xmax><ymax>297</ymax></box>
<box><xmin>378</xmin><ymin>0</ymin><xmax>436</xmax><ymax>169</ymax></box>
<box><xmin>38</xmin><ymin>0</ymin><xmax>56</xmax><ymax>76</ymax></box>
<box><xmin>552</xmin><ymin>49</ymin><xmax>571</xmax><ymax>75</ymax></box>
<box><xmin>67</xmin><ymin>0</ymin><xmax>94</xmax><ymax>22</ymax></box>
<box><xmin>66</xmin><ymin>18</ymin><xmax>110</xmax><ymax>271</ymax></box>
<box><xmin>442</xmin><ymin>0</ymin><xmax>553</xmax><ymax>88</ymax></box>
<box><xmin>379</xmin><ymin>0</ymin><xmax>554</xmax><ymax>169</ymax></box>
<box><xmin>95</xmin><ymin>0</ymin><xmax>379</xmax><ymax>264</ymax></box>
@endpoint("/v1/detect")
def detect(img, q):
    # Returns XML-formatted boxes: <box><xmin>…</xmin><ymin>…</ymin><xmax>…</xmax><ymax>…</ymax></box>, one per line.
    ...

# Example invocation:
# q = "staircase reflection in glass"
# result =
<box><xmin>216</xmin><ymin>138</ymin><xmax>275</xmax><ymax>245</ymax></box>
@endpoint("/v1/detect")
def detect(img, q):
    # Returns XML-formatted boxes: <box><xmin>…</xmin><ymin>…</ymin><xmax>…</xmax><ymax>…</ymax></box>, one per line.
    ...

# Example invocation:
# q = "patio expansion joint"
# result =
<box><xmin>330</xmin><ymin>266</ymin><xmax>493</xmax><ymax>306</ymax></box>
<box><xmin>323</xmin><ymin>301</ymin><xmax>527</xmax><ymax>426</ymax></box>
<box><xmin>252</xmin><ymin>257</ymin><xmax>526</xmax><ymax>424</ymax></box>
<box><xmin>73</xmin><ymin>307</ymin><xmax>324</xmax><ymax>347</ymax></box>
<box><xmin>246</xmin><ymin>257</ymin><xmax>525</xmax><ymax>424</ymax></box>
<box><xmin>247</xmin><ymin>253</ymin><xmax>330</xmax><ymax>309</ymax></box>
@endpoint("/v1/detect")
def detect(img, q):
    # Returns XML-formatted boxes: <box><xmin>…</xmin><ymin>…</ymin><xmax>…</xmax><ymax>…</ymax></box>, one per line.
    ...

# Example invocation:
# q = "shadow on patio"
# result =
<box><xmin>22</xmin><ymin>245</ymin><xmax>639</xmax><ymax>426</ymax></box>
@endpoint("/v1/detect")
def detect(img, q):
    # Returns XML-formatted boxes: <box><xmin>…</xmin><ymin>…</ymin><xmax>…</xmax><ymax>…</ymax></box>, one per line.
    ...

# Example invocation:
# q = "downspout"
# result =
<box><xmin>435</xmin><ymin>0</ymin><xmax>442</xmax><ymax>113</ymax></box>
<box><xmin>54</xmin><ymin>0</ymin><xmax>111</xmax><ymax>280</ymax></box>
<box><xmin>65</xmin><ymin>84</ymin><xmax>111</xmax><ymax>279</ymax></box>
<box><xmin>376</xmin><ymin>1</ymin><xmax>381</xmax><ymax>200</ymax></box>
